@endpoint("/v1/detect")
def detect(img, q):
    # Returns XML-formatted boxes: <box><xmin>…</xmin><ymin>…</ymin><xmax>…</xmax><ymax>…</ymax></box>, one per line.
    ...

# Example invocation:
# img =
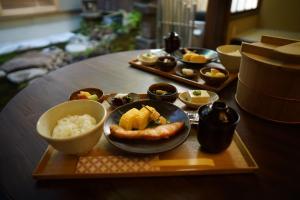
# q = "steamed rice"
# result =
<box><xmin>52</xmin><ymin>114</ymin><xmax>97</xmax><ymax>138</ymax></box>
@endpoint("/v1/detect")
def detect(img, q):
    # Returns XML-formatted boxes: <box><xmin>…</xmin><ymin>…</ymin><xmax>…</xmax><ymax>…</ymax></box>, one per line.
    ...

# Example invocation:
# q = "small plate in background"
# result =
<box><xmin>106</xmin><ymin>93</ymin><xmax>140</xmax><ymax>108</ymax></box>
<box><xmin>174</xmin><ymin>65</ymin><xmax>198</xmax><ymax>79</ymax></box>
<box><xmin>178</xmin><ymin>91</ymin><xmax>219</xmax><ymax>109</ymax></box>
<box><xmin>173</xmin><ymin>47</ymin><xmax>218</xmax><ymax>68</ymax></box>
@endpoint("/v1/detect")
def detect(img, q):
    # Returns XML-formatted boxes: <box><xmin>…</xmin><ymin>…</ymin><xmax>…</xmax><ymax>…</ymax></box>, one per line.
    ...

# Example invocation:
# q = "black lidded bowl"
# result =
<box><xmin>197</xmin><ymin>101</ymin><xmax>240</xmax><ymax>153</ymax></box>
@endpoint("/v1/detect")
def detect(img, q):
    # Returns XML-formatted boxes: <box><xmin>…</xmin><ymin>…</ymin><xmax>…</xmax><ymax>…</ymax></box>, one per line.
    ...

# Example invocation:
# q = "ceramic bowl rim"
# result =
<box><xmin>36</xmin><ymin>99</ymin><xmax>107</xmax><ymax>142</ymax></box>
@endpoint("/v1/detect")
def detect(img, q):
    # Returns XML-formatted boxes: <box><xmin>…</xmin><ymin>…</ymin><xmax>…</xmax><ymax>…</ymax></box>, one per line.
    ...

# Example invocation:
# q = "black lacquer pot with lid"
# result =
<box><xmin>197</xmin><ymin>101</ymin><xmax>240</xmax><ymax>153</ymax></box>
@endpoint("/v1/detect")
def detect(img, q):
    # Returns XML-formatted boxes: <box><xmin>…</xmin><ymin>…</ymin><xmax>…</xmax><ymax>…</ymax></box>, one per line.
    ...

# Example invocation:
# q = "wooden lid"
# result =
<box><xmin>274</xmin><ymin>42</ymin><xmax>300</xmax><ymax>57</ymax></box>
<box><xmin>241</xmin><ymin>36</ymin><xmax>300</xmax><ymax>70</ymax></box>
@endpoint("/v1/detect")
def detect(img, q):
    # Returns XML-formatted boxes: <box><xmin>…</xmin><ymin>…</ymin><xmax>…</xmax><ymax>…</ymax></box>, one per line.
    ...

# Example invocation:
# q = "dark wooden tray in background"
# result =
<box><xmin>129</xmin><ymin>59</ymin><xmax>238</xmax><ymax>92</ymax></box>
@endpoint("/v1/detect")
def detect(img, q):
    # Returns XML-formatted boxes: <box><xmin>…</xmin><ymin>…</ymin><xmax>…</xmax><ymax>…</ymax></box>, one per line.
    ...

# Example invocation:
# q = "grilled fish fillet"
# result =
<box><xmin>110</xmin><ymin>122</ymin><xmax>184</xmax><ymax>140</ymax></box>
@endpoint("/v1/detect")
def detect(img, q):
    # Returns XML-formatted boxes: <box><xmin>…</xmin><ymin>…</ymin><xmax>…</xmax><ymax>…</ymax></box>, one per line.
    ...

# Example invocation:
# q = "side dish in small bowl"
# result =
<box><xmin>69</xmin><ymin>88</ymin><xmax>103</xmax><ymax>102</ymax></box>
<box><xmin>157</xmin><ymin>56</ymin><xmax>177</xmax><ymax>72</ymax></box>
<box><xmin>200</xmin><ymin>67</ymin><xmax>229</xmax><ymax>86</ymax></box>
<box><xmin>147</xmin><ymin>82</ymin><xmax>178</xmax><ymax>102</ymax></box>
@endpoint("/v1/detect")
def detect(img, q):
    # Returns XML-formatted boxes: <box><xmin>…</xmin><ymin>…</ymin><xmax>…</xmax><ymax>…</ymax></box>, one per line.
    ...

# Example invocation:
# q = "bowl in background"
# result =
<box><xmin>36</xmin><ymin>100</ymin><xmax>107</xmax><ymax>155</ymax></box>
<box><xmin>157</xmin><ymin>56</ymin><xmax>177</xmax><ymax>72</ymax></box>
<box><xmin>216</xmin><ymin>45</ymin><xmax>241</xmax><ymax>73</ymax></box>
<box><xmin>200</xmin><ymin>67</ymin><xmax>229</xmax><ymax>86</ymax></box>
<box><xmin>69</xmin><ymin>87</ymin><xmax>103</xmax><ymax>102</ymax></box>
<box><xmin>147</xmin><ymin>82</ymin><xmax>178</xmax><ymax>102</ymax></box>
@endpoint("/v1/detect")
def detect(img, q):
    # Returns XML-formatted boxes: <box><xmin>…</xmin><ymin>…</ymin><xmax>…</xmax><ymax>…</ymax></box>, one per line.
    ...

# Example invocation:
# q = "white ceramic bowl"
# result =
<box><xmin>216</xmin><ymin>45</ymin><xmax>241</xmax><ymax>73</ymax></box>
<box><xmin>36</xmin><ymin>100</ymin><xmax>107</xmax><ymax>155</ymax></box>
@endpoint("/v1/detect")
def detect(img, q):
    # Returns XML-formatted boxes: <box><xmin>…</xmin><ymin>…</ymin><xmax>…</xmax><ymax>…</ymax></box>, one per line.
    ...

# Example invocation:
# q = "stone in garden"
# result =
<box><xmin>65</xmin><ymin>43</ymin><xmax>88</xmax><ymax>54</ymax></box>
<box><xmin>17</xmin><ymin>39</ymin><xmax>50</xmax><ymax>51</ymax></box>
<box><xmin>48</xmin><ymin>32</ymin><xmax>75</xmax><ymax>44</ymax></box>
<box><xmin>0</xmin><ymin>70</ymin><xmax>6</xmax><ymax>79</ymax></box>
<box><xmin>0</xmin><ymin>32</ymin><xmax>74</xmax><ymax>55</ymax></box>
<box><xmin>0</xmin><ymin>51</ymin><xmax>54</xmax><ymax>73</ymax></box>
<box><xmin>68</xmin><ymin>34</ymin><xmax>89</xmax><ymax>44</ymax></box>
<box><xmin>7</xmin><ymin>68</ymin><xmax>48</xmax><ymax>84</ymax></box>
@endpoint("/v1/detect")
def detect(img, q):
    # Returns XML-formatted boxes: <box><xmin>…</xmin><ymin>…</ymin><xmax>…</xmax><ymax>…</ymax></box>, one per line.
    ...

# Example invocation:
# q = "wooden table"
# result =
<box><xmin>0</xmin><ymin>50</ymin><xmax>299</xmax><ymax>200</ymax></box>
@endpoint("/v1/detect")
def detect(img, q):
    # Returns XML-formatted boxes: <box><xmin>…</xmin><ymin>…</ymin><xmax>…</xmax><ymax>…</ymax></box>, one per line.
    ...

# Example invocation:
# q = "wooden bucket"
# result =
<box><xmin>235</xmin><ymin>36</ymin><xmax>300</xmax><ymax>124</ymax></box>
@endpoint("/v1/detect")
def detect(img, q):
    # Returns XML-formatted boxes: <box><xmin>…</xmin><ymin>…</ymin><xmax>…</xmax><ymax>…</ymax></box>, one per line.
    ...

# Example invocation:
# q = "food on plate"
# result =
<box><xmin>187</xmin><ymin>90</ymin><xmax>210</xmax><ymax>104</ymax></box>
<box><xmin>155</xmin><ymin>89</ymin><xmax>168</xmax><ymax>95</ymax></box>
<box><xmin>119</xmin><ymin>105</ymin><xmax>167</xmax><ymax>131</ymax></box>
<box><xmin>181</xmin><ymin>68</ymin><xmax>194</xmax><ymax>76</ymax></box>
<box><xmin>204</xmin><ymin>68</ymin><xmax>225</xmax><ymax>78</ymax></box>
<box><xmin>52</xmin><ymin>114</ymin><xmax>96</xmax><ymax>139</ymax></box>
<box><xmin>110</xmin><ymin>104</ymin><xmax>184</xmax><ymax>140</ymax></box>
<box><xmin>190</xmin><ymin>54</ymin><xmax>207</xmax><ymax>63</ymax></box>
<box><xmin>110</xmin><ymin>122</ymin><xmax>184</xmax><ymax>140</ymax></box>
<box><xmin>111</xmin><ymin>93</ymin><xmax>133</xmax><ymax>106</ymax></box>
<box><xmin>182</xmin><ymin>49</ymin><xmax>208</xmax><ymax>63</ymax></box>
<box><xmin>77</xmin><ymin>91</ymin><xmax>99</xmax><ymax>101</ymax></box>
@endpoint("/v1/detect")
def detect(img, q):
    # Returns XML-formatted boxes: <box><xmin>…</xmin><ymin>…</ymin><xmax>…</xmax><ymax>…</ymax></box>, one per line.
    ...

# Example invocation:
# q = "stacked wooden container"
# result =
<box><xmin>236</xmin><ymin>36</ymin><xmax>300</xmax><ymax>124</ymax></box>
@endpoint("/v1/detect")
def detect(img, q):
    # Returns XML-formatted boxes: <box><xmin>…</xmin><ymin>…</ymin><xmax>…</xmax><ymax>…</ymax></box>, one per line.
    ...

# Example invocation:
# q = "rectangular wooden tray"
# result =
<box><xmin>33</xmin><ymin>96</ymin><xmax>258</xmax><ymax>180</ymax></box>
<box><xmin>129</xmin><ymin>59</ymin><xmax>238</xmax><ymax>92</ymax></box>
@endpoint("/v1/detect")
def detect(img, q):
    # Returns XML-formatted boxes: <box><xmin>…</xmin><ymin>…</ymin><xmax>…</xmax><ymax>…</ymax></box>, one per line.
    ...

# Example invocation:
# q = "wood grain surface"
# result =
<box><xmin>0</xmin><ymin>50</ymin><xmax>300</xmax><ymax>200</ymax></box>
<box><xmin>129</xmin><ymin>59</ymin><xmax>238</xmax><ymax>92</ymax></box>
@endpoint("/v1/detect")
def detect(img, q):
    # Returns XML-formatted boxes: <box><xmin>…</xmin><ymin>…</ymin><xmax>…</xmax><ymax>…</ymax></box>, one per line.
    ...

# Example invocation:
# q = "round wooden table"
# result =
<box><xmin>0</xmin><ymin>50</ymin><xmax>299</xmax><ymax>200</ymax></box>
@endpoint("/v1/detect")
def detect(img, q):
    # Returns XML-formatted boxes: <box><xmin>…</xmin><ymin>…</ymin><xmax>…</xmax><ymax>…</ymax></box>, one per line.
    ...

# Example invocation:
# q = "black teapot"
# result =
<box><xmin>164</xmin><ymin>32</ymin><xmax>180</xmax><ymax>54</ymax></box>
<box><xmin>197</xmin><ymin>101</ymin><xmax>240</xmax><ymax>153</ymax></box>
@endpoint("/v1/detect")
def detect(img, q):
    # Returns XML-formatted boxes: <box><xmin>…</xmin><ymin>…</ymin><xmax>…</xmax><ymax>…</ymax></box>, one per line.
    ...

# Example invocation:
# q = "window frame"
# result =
<box><xmin>230</xmin><ymin>0</ymin><xmax>262</xmax><ymax>16</ymax></box>
<box><xmin>0</xmin><ymin>0</ymin><xmax>59</xmax><ymax>17</ymax></box>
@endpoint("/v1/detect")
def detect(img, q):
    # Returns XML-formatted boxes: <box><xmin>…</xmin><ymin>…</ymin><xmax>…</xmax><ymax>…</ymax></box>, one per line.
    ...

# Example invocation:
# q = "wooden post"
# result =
<box><xmin>203</xmin><ymin>0</ymin><xmax>231</xmax><ymax>49</ymax></box>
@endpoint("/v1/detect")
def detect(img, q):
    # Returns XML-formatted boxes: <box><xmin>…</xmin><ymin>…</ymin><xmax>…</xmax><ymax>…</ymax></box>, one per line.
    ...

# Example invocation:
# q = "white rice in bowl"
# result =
<box><xmin>52</xmin><ymin>114</ymin><xmax>97</xmax><ymax>139</ymax></box>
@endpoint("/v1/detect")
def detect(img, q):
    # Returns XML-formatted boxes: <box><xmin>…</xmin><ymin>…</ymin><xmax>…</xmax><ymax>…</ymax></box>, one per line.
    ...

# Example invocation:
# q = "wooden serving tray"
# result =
<box><xmin>33</xmin><ymin>95</ymin><xmax>258</xmax><ymax>179</ymax></box>
<box><xmin>129</xmin><ymin>60</ymin><xmax>238</xmax><ymax>92</ymax></box>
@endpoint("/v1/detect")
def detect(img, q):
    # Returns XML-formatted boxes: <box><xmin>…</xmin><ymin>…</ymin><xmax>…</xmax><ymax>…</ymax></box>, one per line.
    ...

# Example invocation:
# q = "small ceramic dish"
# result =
<box><xmin>157</xmin><ymin>56</ymin><xmax>177</xmax><ymax>72</ymax></box>
<box><xmin>147</xmin><ymin>82</ymin><xmax>178</xmax><ymax>102</ymax></box>
<box><xmin>137</xmin><ymin>52</ymin><xmax>158</xmax><ymax>66</ymax></box>
<box><xmin>174</xmin><ymin>65</ymin><xmax>197</xmax><ymax>79</ymax></box>
<box><xmin>106</xmin><ymin>93</ymin><xmax>140</xmax><ymax>108</ymax></box>
<box><xmin>178</xmin><ymin>91</ymin><xmax>219</xmax><ymax>109</ymax></box>
<box><xmin>199</xmin><ymin>67</ymin><xmax>229</xmax><ymax>86</ymax></box>
<box><xmin>69</xmin><ymin>88</ymin><xmax>103</xmax><ymax>102</ymax></box>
